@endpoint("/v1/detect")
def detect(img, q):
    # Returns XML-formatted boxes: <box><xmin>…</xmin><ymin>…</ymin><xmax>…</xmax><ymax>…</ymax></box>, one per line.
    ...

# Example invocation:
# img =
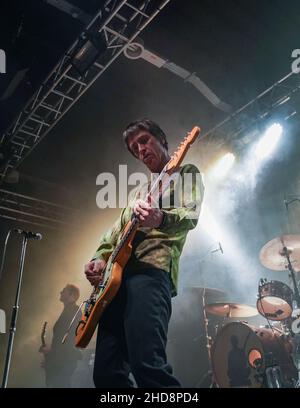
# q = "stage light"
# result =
<box><xmin>71</xmin><ymin>30</ymin><xmax>107</xmax><ymax>75</ymax></box>
<box><xmin>254</xmin><ymin>123</ymin><xmax>283</xmax><ymax>160</ymax></box>
<box><xmin>0</xmin><ymin>143</ymin><xmax>16</xmax><ymax>170</ymax></box>
<box><xmin>210</xmin><ymin>153</ymin><xmax>235</xmax><ymax>179</ymax></box>
<box><xmin>199</xmin><ymin>203</ymin><xmax>223</xmax><ymax>241</ymax></box>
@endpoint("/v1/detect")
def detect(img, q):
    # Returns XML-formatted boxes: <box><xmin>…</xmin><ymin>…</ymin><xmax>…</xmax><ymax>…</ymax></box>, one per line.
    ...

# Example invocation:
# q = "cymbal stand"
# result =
<box><xmin>282</xmin><ymin>246</ymin><xmax>300</xmax><ymax>308</ymax></box>
<box><xmin>202</xmin><ymin>289</ymin><xmax>212</xmax><ymax>359</ymax></box>
<box><xmin>199</xmin><ymin>289</ymin><xmax>216</xmax><ymax>388</ymax></box>
<box><xmin>282</xmin><ymin>245</ymin><xmax>300</xmax><ymax>387</ymax></box>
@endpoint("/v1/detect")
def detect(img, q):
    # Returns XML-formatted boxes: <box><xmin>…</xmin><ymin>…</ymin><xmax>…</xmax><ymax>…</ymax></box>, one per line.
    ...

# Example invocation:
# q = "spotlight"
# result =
<box><xmin>0</xmin><ymin>143</ymin><xmax>16</xmax><ymax>170</ymax></box>
<box><xmin>71</xmin><ymin>30</ymin><xmax>107</xmax><ymax>76</ymax></box>
<box><xmin>200</xmin><ymin>204</ymin><xmax>223</xmax><ymax>241</ymax></box>
<box><xmin>210</xmin><ymin>153</ymin><xmax>235</xmax><ymax>180</ymax></box>
<box><xmin>254</xmin><ymin>123</ymin><xmax>283</xmax><ymax>160</ymax></box>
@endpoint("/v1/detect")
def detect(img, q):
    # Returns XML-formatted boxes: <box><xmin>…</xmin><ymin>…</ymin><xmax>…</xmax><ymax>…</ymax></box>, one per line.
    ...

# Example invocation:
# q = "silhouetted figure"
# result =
<box><xmin>39</xmin><ymin>284</ymin><xmax>82</xmax><ymax>387</ymax></box>
<box><xmin>227</xmin><ymin>335</ymin><xmax>251</xmax><ymax>387</ymax></box>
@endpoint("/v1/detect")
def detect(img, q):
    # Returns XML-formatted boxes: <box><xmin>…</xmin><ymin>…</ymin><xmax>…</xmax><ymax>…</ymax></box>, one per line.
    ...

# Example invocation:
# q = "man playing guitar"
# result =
<box><xmin>84</xmin><ymin>119</ymin><xmax>204</xmax><ymax>387</ymax></box>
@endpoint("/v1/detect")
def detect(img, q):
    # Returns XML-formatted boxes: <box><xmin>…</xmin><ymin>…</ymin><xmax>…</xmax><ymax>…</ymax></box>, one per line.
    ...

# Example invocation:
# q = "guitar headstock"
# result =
<box><xmin>165</xmin><ymin>126</ymin><xmax>200</xmax><ymax>173</ymax></box>
<box><xmin>41</xmin><ymin>321</ymin><xmax>47</xmax><ymax>347</ymax></box>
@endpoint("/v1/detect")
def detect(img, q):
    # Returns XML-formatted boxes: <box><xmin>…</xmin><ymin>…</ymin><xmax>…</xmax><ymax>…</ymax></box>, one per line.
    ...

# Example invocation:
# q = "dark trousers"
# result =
<box><xmin>93</xmin><ymin>267</ymin><xmax>181</xmax><ymax>388</ymax></box>
<box><xmin>45</xmin><ymin>360</ymin><xmax>77</xmax><ymax>388</ymax></box>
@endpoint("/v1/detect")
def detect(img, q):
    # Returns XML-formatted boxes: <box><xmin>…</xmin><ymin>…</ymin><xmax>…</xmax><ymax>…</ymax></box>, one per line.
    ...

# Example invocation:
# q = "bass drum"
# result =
<box><xmin>211</xmin><ymin>321</ymin><xmax>297</xmax><ymax>388</ymax></box>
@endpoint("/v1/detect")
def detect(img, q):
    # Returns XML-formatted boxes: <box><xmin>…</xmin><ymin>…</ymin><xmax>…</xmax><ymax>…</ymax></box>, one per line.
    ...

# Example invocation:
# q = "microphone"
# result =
<box><xmin>14</xmin><ymin>229</ymin><xmax>42</xmax><ymax>240</ymax></box>
<box><xmin>219</xmin><ymin>242</ymin><xmax>224</xmax><ymax>254</ymax></box>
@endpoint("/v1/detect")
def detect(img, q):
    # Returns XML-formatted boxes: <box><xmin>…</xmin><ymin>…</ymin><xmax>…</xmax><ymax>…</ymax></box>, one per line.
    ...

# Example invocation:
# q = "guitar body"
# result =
<box><xmin>75</xmin><ymin>221</ymin><xmax>136</xmax><ymax>348</ymax></box>
<box><xmin>75</xmin><ymin>126</ymin><xmax>201</xmax><ymax>348</ymax></box>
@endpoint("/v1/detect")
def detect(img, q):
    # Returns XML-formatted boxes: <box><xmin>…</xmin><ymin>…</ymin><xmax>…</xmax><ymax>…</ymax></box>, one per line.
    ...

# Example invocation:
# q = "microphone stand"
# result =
<box><xmin>1</xmin><ymin>234</ymin><xmax>28</xmax><ymax>388</ymax></box>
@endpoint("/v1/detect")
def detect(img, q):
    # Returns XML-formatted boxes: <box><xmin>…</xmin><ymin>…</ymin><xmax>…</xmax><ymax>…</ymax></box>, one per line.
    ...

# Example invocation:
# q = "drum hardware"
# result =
<box><xmin>175</xmin><ymin>287</ymin><xmax>226</xmax><ymax>388</ymax></box>
<box><xmin>204</xmin><ymin>302</ymin><xmax>258</xmax><ymax>318</ymax></box>
<box><xmin>201</xmin><ymin>302</ymin><xmax>258</xmax><ymax>388</ymax></box>
<box><xmin>284</xmin><ymin>197</ymin><xmax>300</xmax><ymax>211</ymax></box>
<box><xmin>200</xmin><ymin>288</ymin><xmax>217</xmax><ymax>388</ymax></box>
<box><xmin>257</xmin><ymin>279</ymin><xmax>294</xmax><ymax>321</ymax></box>
<box><xmin>259</xmin><ymin>235</ymin><xmax>300</xmax><ymax>308</ymax></box>
<box><xmin>265</xmin><ymin>366</ymin><xmax>283</xmax><ymax>388</ymax></box>
<box><xmin>259</xmin><ymin>234</ymin><xmax>300</xmax><ymax>272</ymax></box>
<box><xmin>255</xmin><ymin>234</ymin><xmax>300</xmax><ymax>387</ymax></box>
<box><xmin>291</xmin><ymin>333</ymin><xmax>300</xmax><ymax>387</ymax></box>
<box><xmin>291</xmin><ymin>309</ymin><xmax>300</xmax><ymax>335</ymax></box>
<box><xmin>282</xmin><ymin>243</ymin><xmax>300</xmax><ymax>309</ymax></box>
<box><xmin>211</xmin><ymin>321</ymin><xmax>298</xmax><ymax>388</ymax></box>
<box><xmin>196</xmin><ymin>287</ymin><xmax>229</xmax><ymax>388</ymax></box>
<box><xmin>201</xmin><ymin>235</ymin><xmax>300</xmax><ymax>388</ymax></box>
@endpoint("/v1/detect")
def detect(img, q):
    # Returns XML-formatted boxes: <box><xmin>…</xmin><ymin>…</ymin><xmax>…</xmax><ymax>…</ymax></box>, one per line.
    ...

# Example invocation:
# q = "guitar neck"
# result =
<box><xmin>41</xmin><ymin>321</ymin><xmax>47</xmax><ymax>348</ymax></box>
<box><xmin>111</xmin><ymin>126</ymin><xmax>201</xmax><ymax>262</ymax></box>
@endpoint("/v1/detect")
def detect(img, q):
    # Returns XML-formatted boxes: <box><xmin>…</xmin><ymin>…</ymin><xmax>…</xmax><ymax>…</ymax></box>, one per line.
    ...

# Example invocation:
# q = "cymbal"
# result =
<box><xmin>259</xmin><ymin>234</ymin><xmax>300</xmax><ymax>271</ymax></box>
<box><xmin>205</xmin><ymin>302</ymin><xmax>258</xmax><ymax>317</ymax></box>
<box><xmin>182</xmin><ymin>287</ymin><xmax>226</xmax><ymax>297</ymax></box>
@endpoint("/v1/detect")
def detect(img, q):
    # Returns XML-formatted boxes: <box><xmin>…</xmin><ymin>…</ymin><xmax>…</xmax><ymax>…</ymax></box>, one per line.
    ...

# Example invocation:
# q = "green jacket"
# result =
<box><xmin>92</xmin><ymin>163</ymin><xmax>204</xmax><ymax>296</ymax></box>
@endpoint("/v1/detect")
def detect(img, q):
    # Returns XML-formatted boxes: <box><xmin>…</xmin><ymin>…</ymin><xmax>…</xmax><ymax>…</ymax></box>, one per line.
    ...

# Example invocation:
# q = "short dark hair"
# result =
<box><xmin>66</xmin><ymin>284</ymin><xmax>80</xmax><ymax>301</ymax></box>
<box><xmin>123</xmin><ymin>119</ymin><xmax>168</xmax><ymax>156</ymax></box>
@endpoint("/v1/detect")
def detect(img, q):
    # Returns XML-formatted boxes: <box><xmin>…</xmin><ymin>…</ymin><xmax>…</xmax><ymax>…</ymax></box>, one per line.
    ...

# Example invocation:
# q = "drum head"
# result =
<box><xmin>211</xmin><ymin>322</ymin><xmax>265</xmax><ymax>388</ymax></box>
<box><xmin>257</xmin><ymin>281</ymin><xmax>293</xmax><ymax>321</ymax></box>
<box><xmin>257</xmin><ymin>296</ymin><xmax>292</xmax><ymax>321</ymax></box>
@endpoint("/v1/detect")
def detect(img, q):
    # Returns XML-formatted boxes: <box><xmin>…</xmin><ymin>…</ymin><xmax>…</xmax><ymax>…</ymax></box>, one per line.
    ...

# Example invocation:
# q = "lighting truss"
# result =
<box><xmin>0</xmin><ymin>189</ymin><xmax>81</xmax><ymax>230</ymax></box>
<box><xmin>196</xmin><ymin>71</ymin><xmax>300</xmax><ymax>165</ymax></box>
<box><xmin>0</xmin><ymin>0</ymin><xmax>170</xmax><ymax>182</ymax></box>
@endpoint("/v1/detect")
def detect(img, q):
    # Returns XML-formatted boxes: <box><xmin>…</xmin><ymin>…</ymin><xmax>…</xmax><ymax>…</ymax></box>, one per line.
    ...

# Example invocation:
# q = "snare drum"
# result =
<box><xmin>257</xmin><ymin>280</ymin><xmax>294</xmax><ymax>321</ymax></box>
<box><xmin>211</xmin><ymin>321</ymin><xmax>297</xmax><ymax>388</ymax></box>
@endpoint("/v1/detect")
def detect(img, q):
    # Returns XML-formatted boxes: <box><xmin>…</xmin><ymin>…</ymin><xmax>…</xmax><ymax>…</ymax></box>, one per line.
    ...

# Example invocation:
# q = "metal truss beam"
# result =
<box><xmin>0</xmin><ymin>189</ymin><xmax>81</xmax><ymax>230</ymax></box>
<box><xmin>45</xmin><ymin>0</ymin><xmax>91</xmax><ymax>24</ymax></box>
<box><xmin>0</xmin><ymin>0</ymin><xmax>170</xmax><ymax>181</ymax></box>
<box><xmin>198</xmin><ymin>71</ymin><xmax>300</xmax><ymax>152</ymax></box>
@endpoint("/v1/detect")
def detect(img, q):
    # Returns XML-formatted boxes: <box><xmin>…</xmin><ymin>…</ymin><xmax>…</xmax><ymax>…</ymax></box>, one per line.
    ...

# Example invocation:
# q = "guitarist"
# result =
<box><xmin>84</xmin><ymin>119</ymin><xmax>204</xmax><ymax>387</ymax></box>
<box><xmin>39</xmin><ymin>284</ymin><xmax>82</xmax><ymax>387</ymax></box>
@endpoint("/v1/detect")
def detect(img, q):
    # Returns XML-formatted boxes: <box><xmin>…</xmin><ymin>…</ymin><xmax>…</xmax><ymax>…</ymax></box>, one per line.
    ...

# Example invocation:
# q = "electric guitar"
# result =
<box><xmin>75</xmin><ymin>126</ymin><xmax>201</xmax><ymax>348</ymax></box>
<box><xmin>39</xmin><ymin>321</ymin><xmax>52</xmax><ymax>384</ymax></box>
<box><xmin>39</xmin><ymin>321</ymin><xmax>57</xmax><ymax>386</ymax></box>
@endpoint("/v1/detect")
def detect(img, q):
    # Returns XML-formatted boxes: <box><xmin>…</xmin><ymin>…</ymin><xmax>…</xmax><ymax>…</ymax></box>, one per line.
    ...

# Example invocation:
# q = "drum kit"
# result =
<box><xmin>201</xmin><ymin>234</ymin><xmax>300</xmax><ymax>388</ymax></box>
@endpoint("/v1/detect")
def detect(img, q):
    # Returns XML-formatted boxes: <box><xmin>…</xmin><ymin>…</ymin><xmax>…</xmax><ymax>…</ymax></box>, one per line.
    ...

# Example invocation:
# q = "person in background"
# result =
<box><xmin>39</xmin><ymin>284</ymin><xmax>82</xmax><ymax>387</ymax></box>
